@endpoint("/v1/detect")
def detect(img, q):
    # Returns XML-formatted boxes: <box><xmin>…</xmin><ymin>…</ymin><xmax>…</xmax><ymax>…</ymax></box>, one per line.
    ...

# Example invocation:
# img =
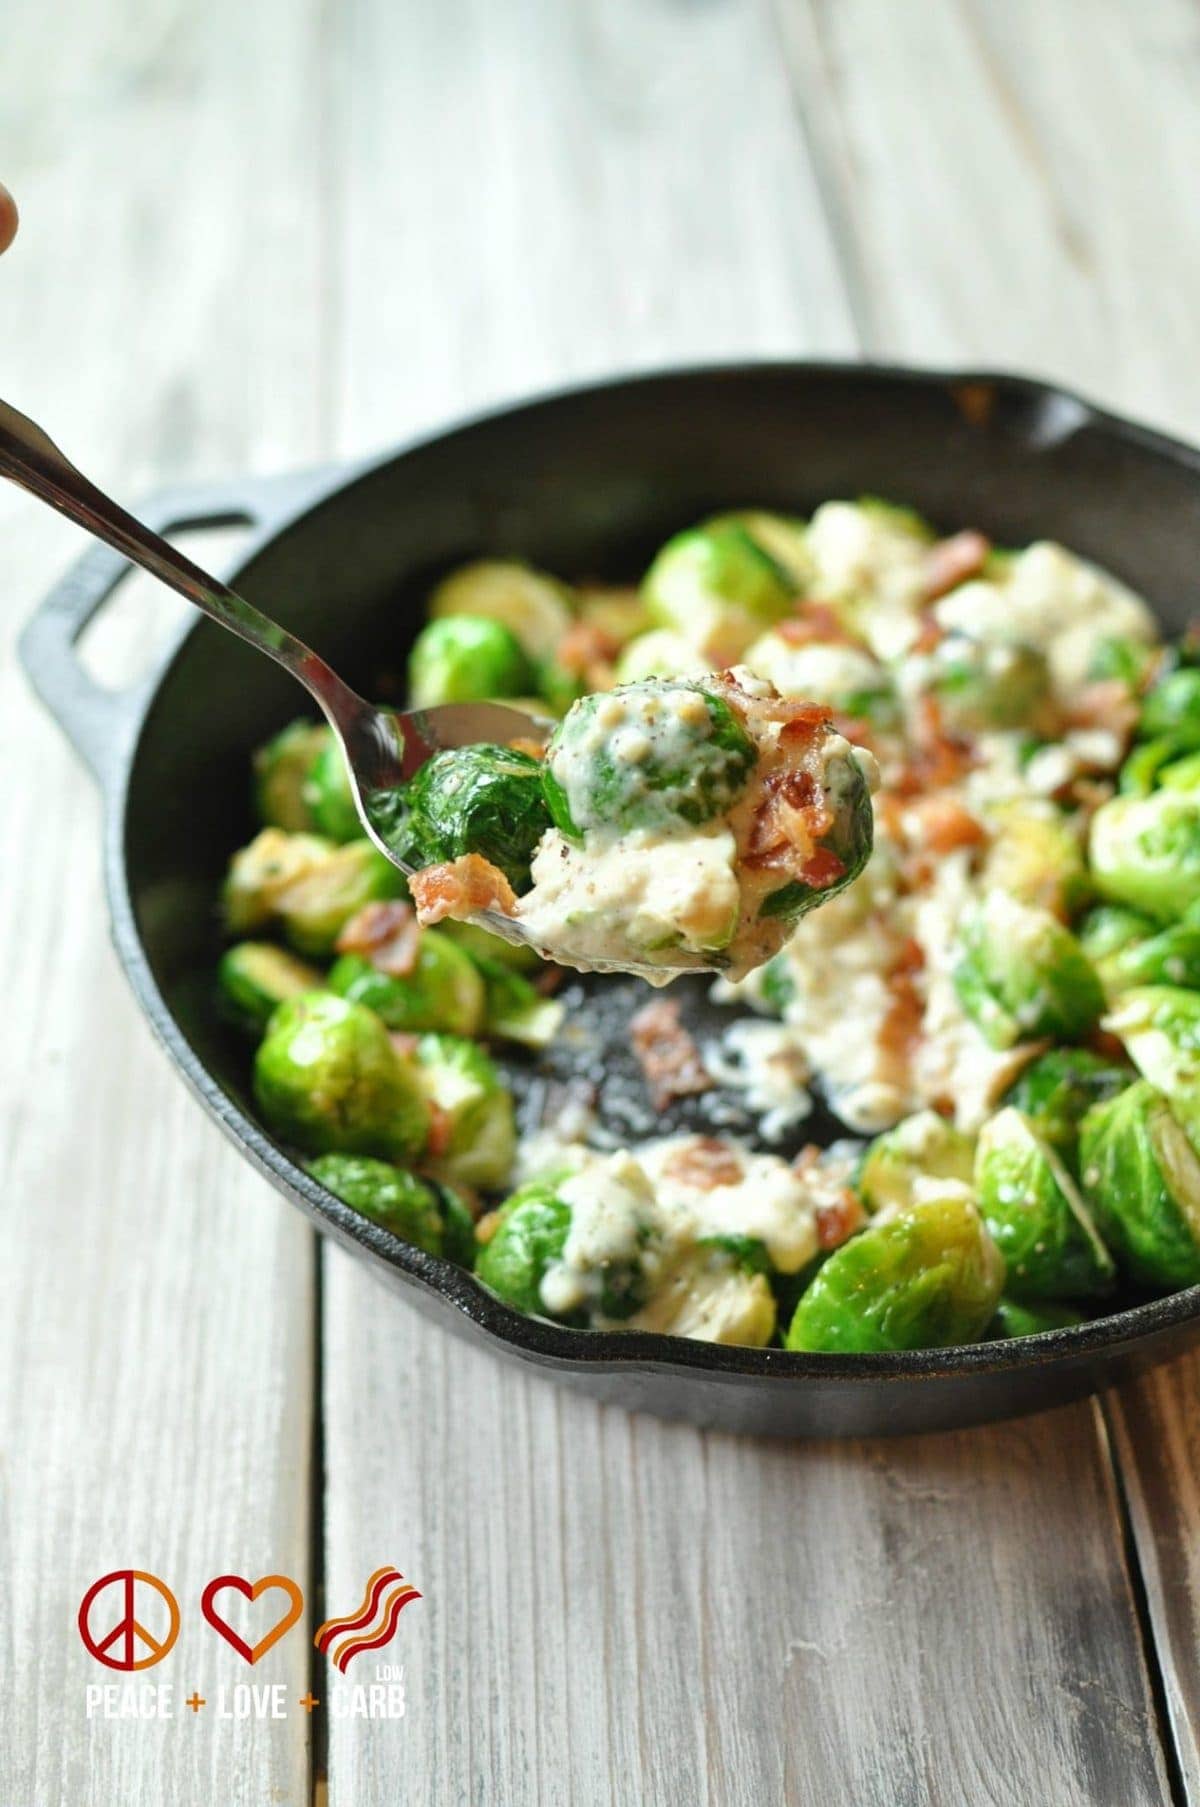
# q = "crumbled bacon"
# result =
<box><xmin>777</xmin><ymin>602</ymin><xmax>855</xmax><ymax>648</ymax></box>
<box><xmin>556</xmin><ymin>619</ymin><xmax>621</xmax><ymax>687</ymax></box>
<box><xmin>661</xmin><ymin>1136</ymin><xmax>744</xmax><ymax>1190</ymax></box>
<box><xmin>335</xmin><ymin>900</ymin><xmax>421</xmax><ymax>976</ymax></box>
<box><xmin>879</xmin><ymin>936</ymin><xmax>925</xmax><ymax>1068</ymax></box>
<box><xmin>892</xmin><ymin>696</ymin><xmax>974</xmax><ymax>796</ymax></box>
<box><xmin>922</xmin><ymin>530</ymin><xmax>990</xmax><ymax>602</ymax></box>
<box><xmin>744</xmin><ymin>764</ymin><xmax>844</xmax><ymax>891</ymax></box>
<box><xmin>1062</xmin><ymin>680</ymin><xmax>1139</xmax><ymax>742</ymax></box>
<box><xmin>409</xmin><ymin>854</ymin><xmax>518</xmax><ymax>925</ymax></box>
<box><xmin>630</xmin><ymin>997</ymin><xmax>714</xmax><ymax>1110</ymax></box>
<box><xmin>508</xmin><ymin>736</ymin><xmax>547</xmax><ymax>761</ymax></box>
<box><xmin>906</xmin><ymin>795</ymin><xmax>987</xmax><ymax>855</ymax></box>
<box><xmin>424</xmin><ymin>1103</ymin><xmax>453</xmax><ymax>1158</ymax></box>
<box><xmin>815</xmin><ymin>1193</ymin><xmax>866</xmax><ymax>1250</ymax></box>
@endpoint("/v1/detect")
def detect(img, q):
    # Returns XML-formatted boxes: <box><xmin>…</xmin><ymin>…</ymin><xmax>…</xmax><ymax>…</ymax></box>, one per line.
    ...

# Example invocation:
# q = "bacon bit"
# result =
<box><xmin>533</xmin><ymin>965</ymin><xmax>565</xmax><ymax>996</ymax></box>
<box><xmin>556</xmin><ymin>618</ymin><xmax>621</xmax><ymax>680</ymax></box>
<box><xmin>892</xmin><ymin>695</ymin><xmax>974</xmax><ymax>796</ymax></box>
<box><xmin>388</xmin><ymin>1031</ymin><xmax>419</xmax><ymax>1059</ymax></box>
<box><xmin>778</xmin><ymin>602</ymin><xmax>855</xmax><ymax>648</ymax></box>
<box><xmin>907</xmin><ymin>794</ymin><xmax>987</xmax><ymax>855</ymax></box>
<box><xmin>1063</xmin><ymin>679</ymin><xmax>1139</xmax><ymax>741</ymax></box>
<box><xmin>879</xmin><ymin>937</ymin><xmax>925</xmax><ymax>1068</ymax></box>
<box><xmin>424</xmin><ymin>1102</ymin><xmax>453</xmax><ymax>1159</ymax></box>
<box><xmin>335</xmin><ymin>900</ymin><xmax>421</xmax><ymax>976</ymax></box>
<box><xmin>409</xmin><ymin>855</ymin><xmax>518</xmax><ymax>925</ymax></box>
<box><xmin>922</xmin><ymin>530</ymin><xmax>990</xmax><ymax>602</ymax></box>
<box><xmin>630</xmin><ymin>997</ymin><xmax>714</xmax><ymax>1110</ymax></box>
<box><xmin>475</xmin><ymin>1208</ymin><xmax>502</xmax><ymax>1246</ymax></box>
<box><xmin>744</xmin><ymin>765</ymin><xmax>842</xmax><ymax>890</ymax></box>
<box><xmin>911</xmin><ymin>613</ymin><xmax>946</xmax><ymax>654</ymax></box>
<box><xmin>661</xmin><ymin>1137</ymin><xmax>744</xmax><ymax>1190</ymax></box>
<box><xmin>1087</xmin><ymin>1026</ymin><xmax>1131</xmax><ymax>1066</ymax></box>
<box><xmin>508</xmin><ymin>736</ymin><xmax>547</xmax><ymax>761</ymax></box>
<box><xmin>778</xmin><ymin>706</ymin><xmax>835</xmax><ymax>745</ymax></box>
<box><xmin>816</xmin><ymin>1193</ymin><xmax>867</xmax><ymax>1250</ymax></box>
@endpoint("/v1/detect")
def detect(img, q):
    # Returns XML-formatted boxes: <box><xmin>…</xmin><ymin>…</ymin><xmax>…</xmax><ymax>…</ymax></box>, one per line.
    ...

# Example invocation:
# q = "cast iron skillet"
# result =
<box><xmin>21</xmin><ymin>363</ymin><xmax>1200</xmax><ymax>1437</ymax></box>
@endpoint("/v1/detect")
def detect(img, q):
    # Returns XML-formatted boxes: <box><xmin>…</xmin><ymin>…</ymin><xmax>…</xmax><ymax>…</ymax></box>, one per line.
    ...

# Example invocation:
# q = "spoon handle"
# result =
<box><xmin>0</xmin><ymin>396</ymin><xmax>364</xmax><ymax>726</ymax></box>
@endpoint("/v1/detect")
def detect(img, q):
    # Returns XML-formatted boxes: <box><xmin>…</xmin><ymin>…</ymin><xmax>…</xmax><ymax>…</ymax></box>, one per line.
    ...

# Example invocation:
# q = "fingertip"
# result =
<box><xmin>0</xmin><ymin>184</ymin><xmax>19</xmax><ymax>255</ymax></box>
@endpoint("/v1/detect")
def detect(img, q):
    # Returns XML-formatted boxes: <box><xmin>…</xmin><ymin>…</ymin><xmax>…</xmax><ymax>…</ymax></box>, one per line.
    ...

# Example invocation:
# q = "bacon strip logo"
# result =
<box><xmin>314</xmin><ymin>1566</ymin><xmax>422</xmax><ymax>1672</ymax></box>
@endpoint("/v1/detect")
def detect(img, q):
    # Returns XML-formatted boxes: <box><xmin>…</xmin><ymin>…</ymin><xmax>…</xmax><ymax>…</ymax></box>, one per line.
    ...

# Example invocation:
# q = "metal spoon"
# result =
<box><xmin>0</xmin><ymin>397</ymin><xmax>549</xmax><ymax>948</ymax></box>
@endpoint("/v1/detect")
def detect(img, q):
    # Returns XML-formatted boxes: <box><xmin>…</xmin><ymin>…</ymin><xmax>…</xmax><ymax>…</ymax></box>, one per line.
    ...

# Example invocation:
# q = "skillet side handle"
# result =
<box><xmin>17</xmin><ymin>467</ymin><xmax>335</xmax><ymax>786</ymax></box>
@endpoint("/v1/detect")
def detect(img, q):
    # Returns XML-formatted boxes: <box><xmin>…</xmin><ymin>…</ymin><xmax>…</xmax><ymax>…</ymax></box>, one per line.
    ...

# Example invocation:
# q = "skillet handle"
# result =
<box><xmin>17</xmin><ymin>466</ymin><xmax>335</xmax><ymax>785</ymax></box>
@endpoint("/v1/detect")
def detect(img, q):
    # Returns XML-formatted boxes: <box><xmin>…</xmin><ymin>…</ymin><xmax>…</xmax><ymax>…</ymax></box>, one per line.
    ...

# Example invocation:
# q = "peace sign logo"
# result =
<box><xmin>78</xmin><ymin>1570</ymin><xmax>181</xmax><ymax>1671</ymax></box>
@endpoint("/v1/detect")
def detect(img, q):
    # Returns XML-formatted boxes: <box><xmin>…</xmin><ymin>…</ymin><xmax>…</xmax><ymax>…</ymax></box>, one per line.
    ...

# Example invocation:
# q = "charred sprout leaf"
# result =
<box><xmin>415</xmin><ymin>1033</ymin><xmax>517</xmax><ymax>1192</ymax></box>
<box><xmin>253</xmin><ymin>992</ymin><xmax>430</xmax><ymax>1160</ymax></box>
<box><xmin>216</xmin><ymin>941</ymin><xmax>324</xmax><ymax>1036</ymax></box>
<box><xmin>542</xmin><ymin>679</ymin><xmax>756</xmax><ymax>839</ymax></box>
<box><xmin>952</xmin><ymin>891</ymin><xmax>1104</xmax><ymax>1050</ymax></box>
<box><xmin>1090</xmin><ymin>791</ymin><xmax>1200</xmax><ymax>921</ymax></box>
<box><xmin>642</xmin><ymin>522</ymin><xmax>794</xmax><ymax>664</ymax></box>
<box><xmin>974</xmin><ymin>1108</ymin><xmax>1115</xmax><ymax>1301</ymax></box>
<box><xmin>307</xmin><ymin>1152</ymin><xmax>447</xmax><ymax>1256</ymax></box>
<box><xmin>408</xmin><ymin>614</ymin><xmax>534</xmax><ymax>709</ymax></box>
<box><xmin>328</xmin><ymin>932</ymin><xmax>486</xmax><ymax>1036</ymax></box>
<box><xmin>857</xmin><ymin>1111</ymin><xmax>975</xmax><ymax>1214</ymax></box>
<box><xmin>1078</xmin><ymin>1080</ymin><xmax>1200</xmax><ymax>1288</ymax></box>
<box><xmin>378</xmin><ymin>744</ymin><xmax>551</xmax><ymax>892</ymax></box>
<box><xmin>785</xmin><ymin>1189</ymin><xmax>1004</xmax><ymax>1354</ymax></box>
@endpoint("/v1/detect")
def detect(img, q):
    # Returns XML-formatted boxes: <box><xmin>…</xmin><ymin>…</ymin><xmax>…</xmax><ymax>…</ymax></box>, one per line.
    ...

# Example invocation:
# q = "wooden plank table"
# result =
<box><xmin>2</xmin><ymin>1</ymin><xmax>1197</xmax><ymax>1801</ymax></box>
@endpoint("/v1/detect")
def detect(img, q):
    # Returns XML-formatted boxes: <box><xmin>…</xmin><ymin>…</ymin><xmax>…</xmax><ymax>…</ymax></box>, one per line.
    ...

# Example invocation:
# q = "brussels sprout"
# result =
<box><xmin>1094</xmin><ymin>919</ymin><xmax>1200</xmax><ymax>996</ymax></box>
<box><xmin>707</xmin><ymin>509</ymin><xmax>813</xmax><ymax>586</ymax></box>
<box><xmin>381</xmin><ymin>744</ymin><xmax>551</xmax><ymax>892</ymax></box>
<box><xmin>254</xmin><ymin>992</ymin><xmax>430</xmax><ymax>1159</ymax></box>
<box><xmin>474</xmin><ymin>1184</ymin><xmax>573</xmax><ymax>1316</ymax></box>
<box><xmin>857</xmin><ymin>1111</ymin><xmax>975</xmax><ymax>1214</ymax></box>
<box><xmin>216</xmin><ymin>941</ymin><xmax>325</xmax><ymax>1035</ymax></box>
<box><xmin>327</xmin><ymin>931</ymin><xmax>486</xmax><ymax>1036</ymax></box>
<box><xmin>303</xmin><ymin>735</ymin><xmax>361</xmax><ymax>842</ymax></box>
<box><xmin>542</xmin><ymin>680</ymin><xmax>756</xmax><ymax>839</ymax></box>
<box><xmin>307</xmin><ymin>1152</ymin><xmax>447</xmax><ymax>1255</ymax></box>
<box><xmin>613</xmin><ymin>629</ymin><xmax>713</xmax><ymax>684</ymax></box>
<box><xmin>574</xmin><ymin>585</ymin><xmax>652</xmax><ymax>648</ymax></box>
<box><xmin>429</xmin><ymin>560</ymin><xmax>574</xmax><ymax>662</ymax></box>
<box><xmin>223</xmin><ymin>831</ymin><xmax>406</xmax><ymax>955</ymax></box>
<box><xmin>1140</xmin><ymin>667</ymin><xmax>1200</xmax><ymax>747</ymax></box>
<box><xmin>952</xmin><ymin>891</ymin><xmax>1104</xmax><ymax>1050</ymax></box>
<box><xmin>253</xmin><ymin>719</ymin><xmax>328</xmax><ymax>830</ymax></box>
<box><xmin>785</xmin><ymin>1189</ymin><xmax>1004</xmax><ymax>1354</ymax></box>
<box><xmin>1158</xmin><ymin>749</ymin><xmax>1200</xmax><ymax>792</ymax></box>
<box><xmin>472</xmin><ymin>956</ymin><xmax>565</xmax><ymax>1049</ymax></box>
<box><xmin>533</xmin><ymin>658</ymin><xmax>587</xmax><ymax>717</ymax></box>
<box><xmin>414</xmin><ymin>1033</ymin><xmax>517</xmax><ymax>1191</ymax></box>
<box><xmin>1118</xmin><ymin>738</ymin><xmax>1186</xmax><ymax>798</ymax></box>
<box><xmin>1078</xmin><ymin>904</ymin><xmax>1156</xmax><ymax>964</ymax></box>
<box><xmin>928</xmin><ymin>634</ymin><xmax>1050</xmax><ymax>734</ymax></box>
<box><xmin>974</xmin><ymin>1108</ymin><xmax>1115</xmax><ymax>1300</ymax></box>
<box><xmin>1079</xmin><ymin>1080</ymin><xmax>1200</xmax><ymax>1288</ymax></box>
<box><xmin>439</xmin><ymin>918</ymin><xmax>542</xmax><ymax>973</ymax></box>
<box><xmin>223</xmin><ymin>829</ymin><xmax>335</xmax><ymax>934</ymax></box>
<box><xmin>435</xmin><ymin>1182</ymin><xmax>479</xmax><ymax>1267</ymax></box>
<box><xmin>988</xmin><ymin>1298</ymin><xmax>1084</xmax><ymax>1339</ymax></box>
<box><xmin>1089</xmin><ymin>791</ymin><xmax>1200</xmax><ymax>920</ymax></box>
<box><xmin>755</xmin><ymin>738</ymin><xmax>875</xmax><ymax>927</ymax></box>
<box><xmin>642</xmin><ymin>523</ymin><xmax>794</xmax><ymax>665</ymax></box>
<box><xmin>857</xmin><ymin>496</ymin><xmax>936</xmax><ymax>542</ymax></box>
<box><xmin>1103</xmin><ymin>986</ymin><xmax>1200</xmax><ymax>1115</ymax></box>
<box><xmin>408</xmin><ymin>615</ymin><xmax>534</xmax><ymax>709</ymax></box>
<box><xmin>1001</xmin><ymin>1047</ymin><xmax>1132</xmax><ymax>1166</ymax></box>
<box><xmin>980</xmin><ymin>801</ymin><xmax>1089</xmax><ymax>920</ymax></box>
<box><xmin>627</xmin><ymin>1247</ymin><xmax>777</xmax><ymax>1346</ymax></box>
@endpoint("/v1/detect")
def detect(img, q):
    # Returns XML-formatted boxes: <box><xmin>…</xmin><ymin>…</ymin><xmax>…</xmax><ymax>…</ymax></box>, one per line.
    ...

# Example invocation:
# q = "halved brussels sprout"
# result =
<box><xmin>708</xmin><ymin>509</ymin><xmax>812</xmax><ymax>587</ymax></box>
<box><xmin>1158</xmin><ymin>749</ymin><xmax>1200</xmax><ymax>792</ymax></box>
<box><xmin>642</xmin><ymin>523</ymin><xmax>794</xmax><ymax>665</ymax></box>
<box><xmin>542</xmin><ymin>680</ymin><xmax>756</xmax><ymax>839</ymax></box>
<box><xmin>624</xmin><ymin>1247</ymin><xmax>777</xmax><ymax>1347</ymax></box>
<box><xmin>613</xmin><ymin>629</ymin><xmax>713</xmax><ymax>685</ymax></box>
<box><xmin>927</xmin><ymin>634</ymin><xmax>1050</xmax><ymax>734</ymax></box>
<box><xmin>1078</xmin><ymin>903</ymin><xmax>1156</xmax><ymax>964</ymax></box>
<box><xmin>1001</xmin><ymin>1047</ymin><xmax>1132</xmax><ymax>1167</ymax></box>
<box><xmin>1093</xmin><ymin>919</ymin><xmax>1200</xmax><ymax>996</ymax></box>
<box><xmin>254</xmin><ymin>992</ymin><xmax>430</xmax><ymax>1159</ymax></box>
<box><xmin>222</xmin><ymin>830</ymin><xmax>406</xmax><ymax>954</ymax></box>
<box><xmin>307</xmin><ymin>1152</ymin><xmax>449</xmax><ymax>1256</ymax></box>
<box><xmin>952</xmin><ymin>891</ymin><xmax>1104</xmax><ymax>1050</ymax></box>
<box><xmin>857</xmin><ymin>1111</ymin><xmax>975</xmax><ymax>1214</ymax></box>
<box><xmin>974</xmin><ymin>1108</ymin><xmax>1115</xmax><ymax>1300</ymax></box>
<box><xmin>327</xmin><ymin>930</ymin><xmax>486</xmax><ymax>1037</ymax></box>
<box><xmin>785</xmin><ymin>1188</ymin><xmax>1004</xmax><ymax>1354</ymax></box>
<box><xmin>980</xmin><ymin>801</ymin><xmax>1089</xmax><ymax>921</ymax></box>
<box><xmin>408</xmin><ymin>615</ymin><xmax>534</xmax><ymax>709</ymax></box>
<box><xmin>216</xmin><ymin>941</ymin><xmax>324</xmax><ymax>1035</ymax></box>
<box><xmin>472</xmin><ymin>955</ymin><xmax>565</xmax><ymax>1049</ymax></box>
<box><xmin>414</xmin><ymin>1033</ymin><xmax>517</xmax><ymax>1191</ymax></box>
<box><xmin>379</xmin><ymin>744</ymin><xmax>551</xmax><ymax>892</ymax></box>
<box><xmin>253</xmin><ymin>719</ymin><xmax>329</xmax><ymax>831</ymax></box>
<box><xmin>1078</xmin><ymin>1080</ymin><xmax>1200</xmax><ymax>1288</ymax></box>
<box><xmin>430</xmin><ymin>560</ymin><xmax>574</xmax><ymax>663</ymax></box>
<box><xmin>1089</xmin><ymin>790</ymin><xmax>1200</xmax><ymax>921</ymax></box>
<box><xmin>1103</xmin><ymin>986</ymin><xmax>1200</xmax><ymax>1116</ymax></box>
<box><xmin>303</xmin><ymin>735</ymin><xmax>362</xmax><ymax>842</ymax></box>
<box><xmin>474</xmin><ymin>1182</ymin><xmax>573</xmax><ymax>1316</ymax></box>
<box><xmin>988</xmin><ymin>1298</ymin><xmax>1084</xmax><ymax>1339</ymax></box>
<box><xmin>1140</xmin><ymin>667</ymin><xmax>1200</xmax><ymax>747</ymax></box>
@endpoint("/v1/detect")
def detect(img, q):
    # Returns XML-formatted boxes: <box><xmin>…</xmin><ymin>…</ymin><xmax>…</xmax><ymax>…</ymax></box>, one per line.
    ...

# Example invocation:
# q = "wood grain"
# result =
<box><xmin>0</xmin><ymin>0</ymin><xmax>327</xmax><ymax>1800</ymax></box>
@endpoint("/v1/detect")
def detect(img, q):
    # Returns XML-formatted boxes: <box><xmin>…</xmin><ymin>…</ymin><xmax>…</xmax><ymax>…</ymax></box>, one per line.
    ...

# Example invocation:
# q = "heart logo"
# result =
<box><xmin>200</xmin><ymin>1574</ymin><xmax>304</xmax><ymax>1665</ymax></box>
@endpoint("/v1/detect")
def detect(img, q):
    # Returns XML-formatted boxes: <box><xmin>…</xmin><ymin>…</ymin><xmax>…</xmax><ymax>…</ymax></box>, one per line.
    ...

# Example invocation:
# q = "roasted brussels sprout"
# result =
<box><xmin>1078</xmin><ymin>1080</ymin><xmax>1200</xmax><ymax>1288</ymax></box>
<box><xmin>408</xmin><ymin>615</ymin><xmax>534</xmax><ymax>709</ymax></box>
<box><xmin>216</xmin><ymin>941</ymin><xmax>324</xmax><ymax>1035</ymax></box>
<box><xmin>253</xmin><ymin>719</ymin><xmax>328</xmax><ymax>830</ymax></box>
<box><xmin>414</xmin><ymin>1033</ymin><xmax>517</xmax><ymax>1191</ymax></box>
<box><xmin>988</xmin><ymin>1298</ymin><xmax>1084</xmax><ymax>1339</ymax></box>
<box><xmin>974</xmin><ymin>1108</ymin><xmax>1115</xmax><ymax>1300</ymax></box>
<box><xmin>927</xmin><ymin>634</ymin><xmax>1050</xmax><ymax>734</ymax></box>
<box><xmin>381</xmin><ymin>744</ymin><xmax>551</xmax><ymax>892</ymax></box>
<box><xmin>980</xmin><ymin>801</ymin><xmax>1089</xmax><ymax>920</ymax></box>
<box><xmin>1078</xmin><ymin>903</ymin><xmax>1156</xmax><ymax>964</ymax></box>
<box><xmin>474</xmin><ymin>1183</ymin><xmax>573</xmax><ymax>1316</ymax></box>
<box><xmin>223</xmin><ymin>831</ymin><xmax>406</xmax><ymax>956</ymax></box>
<box><xmin>1140</xmin><ymin>667</ymin><xmax>1200</xmax><ymax>747</ymax></box>
<box><xmin>1089</xmin><ymin>790</ymin><xmax>1200</xmax><ymax>921</ymax></box>
<box><xmin>709</xmin><ymin>510</ymin><xmax>812</xmax><ymax>587</ymax></box>
<box><xmin>1001</xmin><ymin>1047</ymin><xmax>1132</xmax><ymax>1167</ymax></box>
<box><xmin>952</xmin><ymin>891</ymin><xmax>1104</xmax><ymax>1050</ymax></box>
<box><xmin>857</xmin><ymin>1111</ymin><xmax>975</xmax><ymax>1214</ymax></box>
<box><xmin>623</xmin><ymin>1246</ymin><xmax>777</xmax><ymax>1346</ymax></box>
<box><xmin>254</xmin><ymin>992</ymin><xmax>430</xmax><ymax>1159</ymax></box>
<box><xmin>303</xmin><ymin>736</ymin><xmax>362</xmax><ymax>842</ymax></box>
<box><xmin>328</xmin><ymin>930</ymin><xmax>486</xmax><ymax>1037</ymax></box>
<box><xmin>429</xmin><ymin>560</ymin><xmax>574</xmax><ymax>662</ymax></box>
<box><xmin>785</xmin><ymin>1189</ymin><xmax>1004</xmax><ymax>1354</ymax></box>
<box><xmin>542</xmin><ymin>680</ymin><xmax>756</xmax><ymax>839</ymax></box>
<box><xmin>307</xmin><ymin>1152</ymin><xmax>449</xmax><ymax>1256</ymax></box>
<box><xmin>642</xmin><ymin>522</ymin><xmax>794</xmax><ymax>665</ymax></box>
<box><xmin>1102</xmin><ymin>986</ymin><xmax>1200</xmax><ymax>1114</ymax></box>
<box><xmin>1092</xmin><ymin>918</ymin><xmax>1200</xmax><ymax>995</ymax></box>
<box><xmin>1117</xmin><ymin>737</ymin><xmax>1185</xmax><ymax>798</ymax></box>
